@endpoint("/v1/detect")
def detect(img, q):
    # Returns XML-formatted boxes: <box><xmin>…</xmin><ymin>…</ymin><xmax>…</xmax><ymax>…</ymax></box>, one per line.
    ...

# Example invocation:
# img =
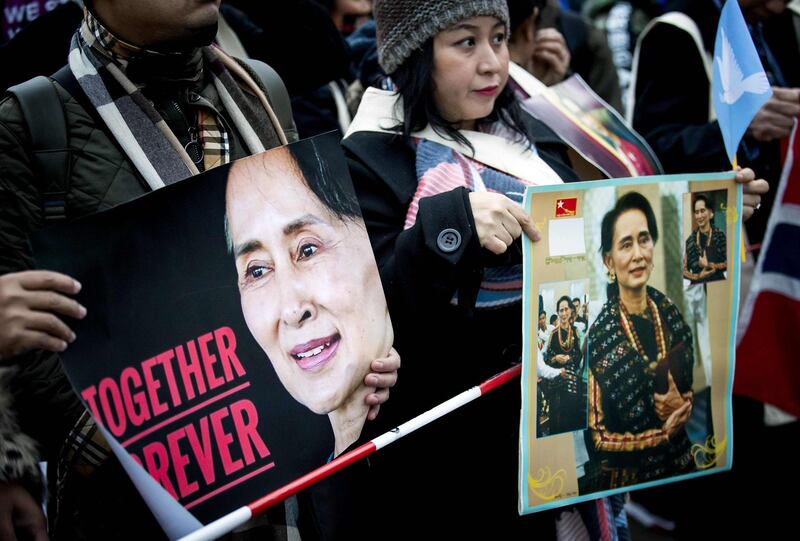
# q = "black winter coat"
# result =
<box><xmin>341</xmin><ymin>117</ymin><xmax>577</xmax><ymax>538</ymax></box>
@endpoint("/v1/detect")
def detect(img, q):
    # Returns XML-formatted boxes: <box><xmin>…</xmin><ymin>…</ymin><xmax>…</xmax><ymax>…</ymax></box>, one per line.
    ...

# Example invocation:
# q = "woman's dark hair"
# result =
<box><xmin>225</xmin><ymin>137</ymin><xmax>361</xmax><ymax>253</ymax></box>
<box><xmin>288</xmin><ymin>137</ymin><xmax>361</xmax><ymax>222</ymax></box>
<box><xmin>599</xmin><ymin>191</ymin><xmax>659</xmax><ymax>299</ymax></box>
<box><xmin>556</xmin><ymin>295</ymin><xmax>573</xmax><ymax>315</ymax></box>
<box><xmin>693</xmin><ymin>193</ymin><xmax>712</xmax><ymax>215</ymax></box>
<box><xmin>391</xmin><ymin>37</ymin><xmax>531</xmax><ymax>153</ymax></box>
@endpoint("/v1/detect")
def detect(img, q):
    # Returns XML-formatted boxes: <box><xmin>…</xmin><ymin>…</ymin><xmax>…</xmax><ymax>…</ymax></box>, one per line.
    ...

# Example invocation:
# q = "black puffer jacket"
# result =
<box><xmin>0</xmin><ymin>71</ymin><xmax>269</xmax><ymax>458</ymax></box>
<box><xmin>0</xmin><ymin>82</ymin><xmax>148</xmax><ymax>459</ymax></box>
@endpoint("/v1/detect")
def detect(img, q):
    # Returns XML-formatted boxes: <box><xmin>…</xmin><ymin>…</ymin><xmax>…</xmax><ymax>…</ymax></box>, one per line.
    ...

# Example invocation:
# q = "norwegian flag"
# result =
<box><xmin>735</xmin><ymin>118</ymin><xmax>800</xmax><ymax>417</ymax></box>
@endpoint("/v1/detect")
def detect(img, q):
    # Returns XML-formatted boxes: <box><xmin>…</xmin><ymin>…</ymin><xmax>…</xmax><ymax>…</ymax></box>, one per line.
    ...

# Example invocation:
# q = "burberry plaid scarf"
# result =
<box><xmin>67</xmin><ymin>9</ymin><xmax>286</xmax><ymax>190</ymax></box>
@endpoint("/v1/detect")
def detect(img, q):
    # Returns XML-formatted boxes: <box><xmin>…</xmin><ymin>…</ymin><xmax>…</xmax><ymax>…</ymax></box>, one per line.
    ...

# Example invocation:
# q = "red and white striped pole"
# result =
<box><xmin>177</xmin><ymin>363</ymin><xmax>522</xmax><ymax>541</ymax></box>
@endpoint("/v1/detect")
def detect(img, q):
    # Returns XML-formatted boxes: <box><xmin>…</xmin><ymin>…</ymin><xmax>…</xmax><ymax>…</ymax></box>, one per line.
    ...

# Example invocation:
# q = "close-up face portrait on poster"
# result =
<box><xmin>519</xmin><ymin>173</ymin><xmax>741</xmax><ymax>514</ymax></box>
<box><xmin>224</xmin><ymin>143</ymin><xmax>393</xmax><ymax>457</ymax></box>
<box><xmin>31</xmin><ymin>133</ymin><xmax>393</xmax><ymax>531</ymax></box>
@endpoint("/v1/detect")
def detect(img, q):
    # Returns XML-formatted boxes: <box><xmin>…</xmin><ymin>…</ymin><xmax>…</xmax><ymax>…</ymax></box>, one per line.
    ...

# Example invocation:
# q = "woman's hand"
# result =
<box><xmin>0</xmin><ymin>271</ymin><xmax>86</xmax><ymax>363</ymax></box>
<box><xmin>364</xmin><ymin>347</ymin><xmax>401</xmax><ymax>421</ymax></box>
<box><xmin>662</xmin><ymin>400</ymin><xmax>692</xmax><ymax>440</ymax></box>
<box><xmin>468</xmin><ymin>192</ymin><xmax>540</xmax><ymax>254</ymax></box>
<box><xmin>736</xmin><ymin>167</ymin><xmax>769</xmax><ymax>222</ymax></box>
<box><xmin>654</xmin><ymin>372</ymin><xmax>692</xmax><ymax>421</ymax></box>
<box><xmin>553</xmin><ymin>354</ymin><xmax>570</xmax><ymax>365</ymax></box>
<box><xmin>698</xmin><ymin>268</ymin><xmax>715</xmax><ymax>280</ymax></box>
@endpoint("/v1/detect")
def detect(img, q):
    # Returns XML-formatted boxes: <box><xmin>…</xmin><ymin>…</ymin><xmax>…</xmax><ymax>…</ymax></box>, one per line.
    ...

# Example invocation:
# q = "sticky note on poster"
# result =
<box><xmin>548</xmin><ymin>217</ymin><xmax>585</xmax><ymax>256</ymax></box>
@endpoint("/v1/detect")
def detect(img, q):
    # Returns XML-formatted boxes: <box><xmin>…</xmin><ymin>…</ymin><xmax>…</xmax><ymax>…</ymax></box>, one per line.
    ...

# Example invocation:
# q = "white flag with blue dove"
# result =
<box><xmin>712</xmin><ymin>0</ymin><xmax>773</xmax><ymax>164</ymax></box>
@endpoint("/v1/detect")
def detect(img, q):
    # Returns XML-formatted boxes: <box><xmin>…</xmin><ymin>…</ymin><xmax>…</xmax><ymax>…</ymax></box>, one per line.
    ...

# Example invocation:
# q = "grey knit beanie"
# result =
<box><xmin>374</xmin><ymin>0</ymin><xmax>510</xmax><ymax>74</ymax></box>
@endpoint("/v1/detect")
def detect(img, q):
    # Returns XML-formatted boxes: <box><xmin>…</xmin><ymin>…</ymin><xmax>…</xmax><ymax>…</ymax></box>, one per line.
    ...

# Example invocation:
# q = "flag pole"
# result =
<box><xmin>732</xmin><ymin>154</ymin><xmax>748</xmax><ymax>262</ymax></box>
<box><xmin>177</xmin><ymin>364</ymin><xmax>523</xmax><ymax>541</ymax></box>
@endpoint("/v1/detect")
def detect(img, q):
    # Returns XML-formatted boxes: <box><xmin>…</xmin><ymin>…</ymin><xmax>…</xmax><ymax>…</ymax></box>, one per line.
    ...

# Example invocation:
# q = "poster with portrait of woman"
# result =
<box><xmin>535</xmin><ymin>279</ymin><xmax>590</xmax><ymax>440</ymax></box>
<box><xmin>519</xmin><ymin>172</ymin><xmax>741</xmax><ymax>514</ymax></box>
<box><xmin>31</xmin><ymin>133</ymin><xmax>394</xmax><ymax>539</ymax></box>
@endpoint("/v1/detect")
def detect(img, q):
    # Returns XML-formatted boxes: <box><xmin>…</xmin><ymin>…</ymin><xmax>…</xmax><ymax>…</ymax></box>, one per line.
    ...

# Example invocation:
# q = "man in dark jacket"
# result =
<box><xmin>631</xmin><ymin>0</ymin><xmax>798</xmax><ymax>245</ymax></box>
<box><xmin>0</xmin><ymin>0</ymin><xmax>286</xmax><ymax>537</ymax></box>
<box><xmin>0</xmin><ymin>1</ymin><xmax>398</xmax><ymax>539</ymax></box>
<box><xmin>630</xmin><ymin>2</ymin><xmax>798</xmax><ymax>536</ymax></box>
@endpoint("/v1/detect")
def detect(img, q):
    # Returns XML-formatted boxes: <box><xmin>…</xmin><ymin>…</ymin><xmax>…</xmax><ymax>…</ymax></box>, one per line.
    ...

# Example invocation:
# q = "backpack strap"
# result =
<box><xmin>7</xmin><ymin>75</ymin><xmax>70</xmax><ymax>222</ymax></box>
<box><xmin>240</xmin><ymin>58</ymin><xmax>299</xmax><ymax>143</ymax></box>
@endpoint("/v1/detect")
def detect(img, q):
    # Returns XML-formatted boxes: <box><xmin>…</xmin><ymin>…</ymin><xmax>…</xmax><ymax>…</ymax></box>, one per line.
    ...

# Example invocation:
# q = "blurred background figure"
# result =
<box><xmin>630</xmin><ymin>0</ymin><xmax>798</xmax><ymax>246</ymax></box>
<box><xmin>313</xmin><ymin>0</ymin><xmax>373</xmax><ymax>36</ymax></box>
<box><xmin>627</xmin><ymin>1</ymin><xmax>799</xmax><ymax>538</ymax></box>
<box><xmin>541</xmin><ymin>0</ymin><xmax>623</xmax><ymax>109</ymax></box>
<box><xmin>222</xmin><ymin>0</ymin><xmax>355</xmax><ymax>138</ymax></box>
<box><xmin>508</xmin><ymin>0</ymin><xmax>572</xmax><ymax>86</ymax></box>
<box><xmin>581</xmin><ymin>0</ymin><xmax>667</xmax><ymax>110</ymax></box>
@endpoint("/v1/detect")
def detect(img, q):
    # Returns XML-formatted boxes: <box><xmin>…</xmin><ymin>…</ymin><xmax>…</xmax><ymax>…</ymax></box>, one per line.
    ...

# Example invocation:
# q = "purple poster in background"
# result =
<box><xmin>2</xmin><ymin>0</ymin><xmax>69</xmax><ymax>42</ymax></box>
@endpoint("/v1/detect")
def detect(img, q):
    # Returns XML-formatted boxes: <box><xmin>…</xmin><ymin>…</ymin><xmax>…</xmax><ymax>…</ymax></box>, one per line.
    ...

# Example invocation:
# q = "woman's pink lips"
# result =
<box><xmin>290</xmin><ymin>333</ymin><xmax>341</xmax><ymax>372</ymax></box>
<box><xmin>474</xmin><ymin>85</ymin><xmax>499</xmax><ymax>97</ymax></box>
<box><xmin>630</xmin><ymin>266</ymin><xmax>647</xmax><ymax>276</ymax></box>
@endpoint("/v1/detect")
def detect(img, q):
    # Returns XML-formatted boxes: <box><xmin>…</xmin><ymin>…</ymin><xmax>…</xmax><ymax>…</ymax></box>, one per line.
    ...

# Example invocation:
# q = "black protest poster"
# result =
<box><xmin>32</xmin><ymin>132</ymin><xmax>394</xmax><ymax>536</ymax></box>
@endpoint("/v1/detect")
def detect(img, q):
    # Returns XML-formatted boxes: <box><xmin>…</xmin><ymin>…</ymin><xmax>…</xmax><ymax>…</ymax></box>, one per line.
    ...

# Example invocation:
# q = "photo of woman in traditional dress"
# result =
<box><xmin>683</xmin><ymin>192</ymin><xmax>727</xmax><ymax>285</ymax></box>
<box><xmin>583</xmin><ymin>191</ymin><xmax>697</xmax><ymax>493</ymax></box>
<box><xmin>541</xmin><ymin>295</ymin><xmax>586</xmax><ymax>436</ymax></box>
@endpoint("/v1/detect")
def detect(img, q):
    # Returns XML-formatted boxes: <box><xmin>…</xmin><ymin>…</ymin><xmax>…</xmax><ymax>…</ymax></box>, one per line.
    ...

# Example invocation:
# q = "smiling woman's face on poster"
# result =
<box><xmin>225</xmin><ymin>146</ymin><xmax>393</xmax><ymax>420</ymax></box>
<box><xmin>603</xmin><ymin>208</ymin><xmax>655</xmax><ymax>294</ymax></box>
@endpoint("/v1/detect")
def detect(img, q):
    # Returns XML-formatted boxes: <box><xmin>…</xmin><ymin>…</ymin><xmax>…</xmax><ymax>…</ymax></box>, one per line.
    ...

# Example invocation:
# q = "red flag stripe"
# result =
<box><xmin>735</xmin><ymin>116</ymin><xmax>800</xmax><ymax>416</ymax></box>
<box><xmin>735</xmin><ymin>292</ymin><xmax>800</xmax><ymax>416</ymax></box>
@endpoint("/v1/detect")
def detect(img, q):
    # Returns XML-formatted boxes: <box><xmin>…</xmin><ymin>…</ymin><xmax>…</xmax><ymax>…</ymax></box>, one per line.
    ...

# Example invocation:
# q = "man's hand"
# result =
<box><xmin>0</xmin><ymin>481</ymin><xmax>48</xmax><ymax>541</ymax></box>
<box><xmin>746</xmin><ymin>87</ymin><xmax>800</xmax><ymax>142</ymax></box>
<box><xmin>0</xmin><ymin>271</ymin><xmax>86</xmax><ymax>363</ymax></box>
<box><xmin>364</xmin><ymin>347</ymin><xmax>401</xmax><ymax>421</ymax></box>
<box><xmin>532</xmin><ymin>28</ymin><xmax>571</xmax><ymax>86</ymax></box>
<box><xmin>735</xmin><ymin>167</ymin><xmax>769</xmax><ymax>222</ymax></box>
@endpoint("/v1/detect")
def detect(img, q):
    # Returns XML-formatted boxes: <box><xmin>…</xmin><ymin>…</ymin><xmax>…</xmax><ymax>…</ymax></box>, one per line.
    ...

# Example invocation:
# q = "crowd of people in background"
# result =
<box><xmin>0</xmin><ymin>0</ymin><xmax>796</xmax><ymax>539</ymax></box>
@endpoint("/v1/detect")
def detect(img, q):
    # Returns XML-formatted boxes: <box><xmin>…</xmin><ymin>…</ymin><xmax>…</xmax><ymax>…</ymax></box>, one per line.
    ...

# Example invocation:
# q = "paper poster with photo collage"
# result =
<box><xmin>519</xmin><ymin>172</ymin><xmax>741</xmax><ymax>514</ymax></box>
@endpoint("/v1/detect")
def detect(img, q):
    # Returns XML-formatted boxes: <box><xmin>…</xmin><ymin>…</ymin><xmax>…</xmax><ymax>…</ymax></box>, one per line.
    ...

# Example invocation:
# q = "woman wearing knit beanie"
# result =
<box><xmin>341</xmin><ymin>0</ymin><xmax>628</xmax><ymax>538</ymax></box>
